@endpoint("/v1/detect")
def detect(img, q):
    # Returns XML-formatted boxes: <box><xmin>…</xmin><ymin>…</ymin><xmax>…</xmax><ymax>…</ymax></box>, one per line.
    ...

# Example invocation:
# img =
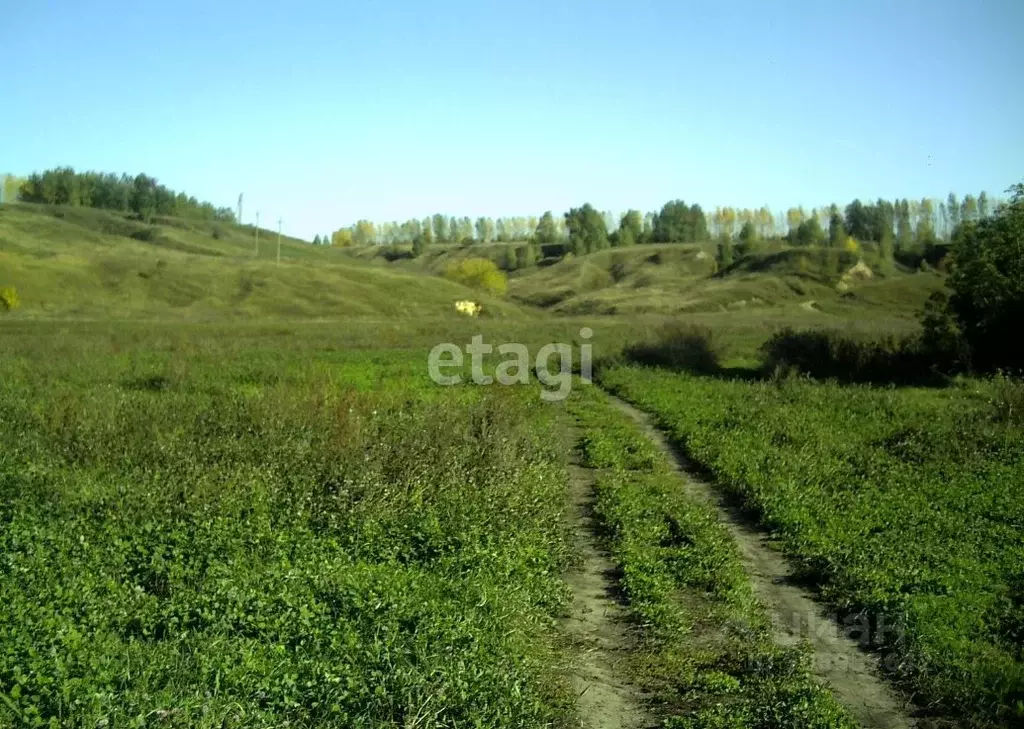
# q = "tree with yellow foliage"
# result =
<box><xmin>1</xmin><ymin>175</ymin><xmax>26</xmax><ymax>204</ymax></box>
<box><xmin>786</xmin><ymin>207</ymin><xmax>806</xmax><ymax>236</ymax></box>
<box><xmin>758</xmin><ymin>206</ymin><xmax>774</xmax><ymax>238</ymax></box>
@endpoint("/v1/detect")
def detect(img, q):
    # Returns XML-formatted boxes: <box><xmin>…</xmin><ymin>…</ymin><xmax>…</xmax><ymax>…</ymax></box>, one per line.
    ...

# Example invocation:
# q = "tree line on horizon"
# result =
<box><xmin>1</xmin><ymin>167</ymin><xmax>999</xmax><ymax>265</ymax></box>
<box><xmin>4</xmin><ymin>168</ymin><xmax>236</xmax><ymax>223</ymax></box>
<box><xmin>321</xmin><ymin>191</ymin><xmax>1000</xmax><ymax>264</ymax></box>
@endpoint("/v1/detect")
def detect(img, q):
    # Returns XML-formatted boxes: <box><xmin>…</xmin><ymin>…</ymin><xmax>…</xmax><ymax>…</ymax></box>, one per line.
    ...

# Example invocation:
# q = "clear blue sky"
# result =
<box><xmin>3</xmin><ymin>0</ymin><xmax>1022</xmax><ymax>240</ymax></box>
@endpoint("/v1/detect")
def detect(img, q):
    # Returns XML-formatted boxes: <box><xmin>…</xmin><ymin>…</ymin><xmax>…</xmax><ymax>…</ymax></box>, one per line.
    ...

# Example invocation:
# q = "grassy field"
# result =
<box><xmin>3</xmin><ymin>203</ymin><xmax>1021</xmax><ymax>727</ymax></box>
<box><xmin>599</xmin><ymin>364</ymin><xmax>1024</xmax><ymax>727</ymax></box>
<box><xmin>0</xmin><ymin>325</ymin><xmax>578</xmax><ymax>727</ymax></box>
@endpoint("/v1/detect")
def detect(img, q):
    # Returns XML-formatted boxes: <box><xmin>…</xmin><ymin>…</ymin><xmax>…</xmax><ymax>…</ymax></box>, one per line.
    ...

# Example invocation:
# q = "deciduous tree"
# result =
<box><xmin>896</xmin><ymin>199</ymin><xmax>913</xmax><ymax>251</ymax></box>
<box><xmin>475</xmin><ymin>217</ymin><xmax>494</xmax><ymax>243</ymax></box>
<box><xmin>945</xmin><ymin>183</ymin><xmax>1024</xmax><ymax>370</ymax></box>
<box><xmin>432</xmin><ymin>214</ymin><xmax>448</xmax><ymax>243</ymax></box>
<box><xmin>352</xmin><ymin>220</ymin><xmax>376</xmax><ymax>246</ymax></box>
<box><xmin>565</xmin><ymin>204</ymin><xmax>608</xmax><ymax>255</ymax></box>
<box><xmin>961</xmin><ymin>194</ymin><xmax>979</xmax><ymax>223</ymax></box>
<box><xmin>947</xmin><ymin>193</ymin><xmax>961</xmax><ymax>230</ymax></box>
<box><xmin>653</xmin><ymin>201</ymin><xmax>707</xmax><ymax>243</ymax></box>
<box><xmin>828</xmin><ymin>205</ymin><xmax>846</xmax><ymax>247</ymax></box>
<box><xmin>534</xmin><ymin>211</ymin><xmax>559</xmax><ymax>244</ymax></box>
<box><xmin>619</xmin><ymin>210</ymin><xmax>643</xmax><ymax>246</ymax></box>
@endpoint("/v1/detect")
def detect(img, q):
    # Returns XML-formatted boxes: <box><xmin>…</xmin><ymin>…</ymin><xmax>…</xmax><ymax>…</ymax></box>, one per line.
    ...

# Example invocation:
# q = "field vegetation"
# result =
<box><xmin>0</xmin><ymin>328</ymin><xmax>576</xmax><ymax>727</ymax></box>
<box><xmin>1</xmin><ymin>169</ymin><xmax>1021</xmax><ymax>728</ymax></box>
<box><xmin>598</xmin><ymin>363</ymin><xmax>1024</xmax><ymax>727</ymax></box>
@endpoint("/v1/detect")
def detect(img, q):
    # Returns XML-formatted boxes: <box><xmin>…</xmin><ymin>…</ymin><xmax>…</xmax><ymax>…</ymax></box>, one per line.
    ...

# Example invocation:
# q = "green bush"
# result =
<box><xmin>760</xmin><ymin>327</ymin><xmax>938</xmax><ymax>384</ymax></box>
<box><xmin>623</xmin><ymin>322</ymin><xmax>721</xmax><ymax>375</ymax></box>
<box><xmin>379</xmin><ymin>245</ymin><xmax>414</xmax><ymax>262</ymax></box>
<box><xmin>411</xmin><ymin>233</ymin><xmax>427</xmax><ymax>258</ymax></box>
<box><xmin>918</xmin><ymin>291</ymin><xmax>971</xmax><ymax>372</ymax></box>
<box><xmin>444</xmin><ymin>257</ymin><xmax>508</xmax><ymax>296</ymax></box>
<box><xmin>945</xmin><ymin>183</ymin><xmax>1024</xmax><ymax>371</ymax></box>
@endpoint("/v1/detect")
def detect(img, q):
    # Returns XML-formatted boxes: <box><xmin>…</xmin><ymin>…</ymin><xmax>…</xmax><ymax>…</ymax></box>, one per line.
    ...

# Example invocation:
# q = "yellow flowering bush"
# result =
<box><xmin>455</xmin><ymin>300</ymin><xmax>482</xmax><ymax>316</ymax></box>
<box><xmin>0</xmin><ymin>286</ymin><xmax>20</xmax><ymax>312</ymax></box>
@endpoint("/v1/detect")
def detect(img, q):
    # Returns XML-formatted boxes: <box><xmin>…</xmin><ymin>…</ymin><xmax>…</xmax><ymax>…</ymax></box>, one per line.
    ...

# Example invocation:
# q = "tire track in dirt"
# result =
<box><xmin>563</xmin><ymin>425</ymin><xmax>654</xmax><ymax>729</ymax></box>
<box><xmin>606</xmin><ymin>395</ymin><xmax>923</xmax><ymax>729</ymax></box>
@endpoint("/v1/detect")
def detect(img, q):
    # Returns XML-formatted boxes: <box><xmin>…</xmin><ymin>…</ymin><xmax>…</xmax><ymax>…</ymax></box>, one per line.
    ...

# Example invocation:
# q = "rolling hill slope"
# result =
<box><xmin>344</xmin><ymin>240</ymin><xmax>945</xmax><ymax>322</ymax></box>
<box><xmin>0</xmin><ymin>203</ymin><xmax>527</xmax><ymax>319</ymax></box>
<box><xmin>508</xmin><ymin>243</ymin><xmax>946</xmax><ymax>318</ymax></box>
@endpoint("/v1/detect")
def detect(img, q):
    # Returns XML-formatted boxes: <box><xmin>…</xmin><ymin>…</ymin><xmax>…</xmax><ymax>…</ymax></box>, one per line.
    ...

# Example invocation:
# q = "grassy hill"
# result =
<box><xmin>344</xmin><ymin>239</ymin><xmax>945</xmax><ymax>323</ymax></box>
<box><xmin>509</xmin><ymin>243</ymin><xmax>946</xmax><ymax>318</ymax></box>
<box><xmin>0</xmin><ymin>202</ymin><xmax>945</xmax><ymax>331</ymax></box>
<box><xmin>0</xmin><ymin>203</ymin><xmax>527</xmax><ymax>319</ymax></box>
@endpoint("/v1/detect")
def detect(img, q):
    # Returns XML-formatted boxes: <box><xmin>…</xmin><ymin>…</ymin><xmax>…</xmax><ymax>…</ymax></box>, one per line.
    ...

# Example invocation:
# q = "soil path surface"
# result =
<box><xmin>564</xmin><ymin>425</ymin><xmax>654</xmax><ymax>729</ymax></box>
<box><xmin>607</xmin><ymin>394</ymin><xmax>923</xmax><ymax>729</ymax></box>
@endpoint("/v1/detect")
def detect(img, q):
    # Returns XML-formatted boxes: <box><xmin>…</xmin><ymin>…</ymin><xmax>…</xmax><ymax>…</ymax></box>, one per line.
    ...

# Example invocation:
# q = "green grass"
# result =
<box><xmin>0</xmin><ymin>326</ymin><xmax>577</xmax><ymax>727</ymax></box>
<box><xmin>598</xmin><ymin>365</ymin><xmax>1024</xmax><ymax>727</ymax></box>
<box><xmin>0</xmin><ymin>203</ymin><xmax>527</xmax><ymax>319</ymax></box>
<box><xmin>567</xmin><ymin>386</ymin><xmax>856</xmax><ymax>728</ymax></box>
<box><xmin>343</xmin><ymin>238</ymin><xmax>944</xmax><ymax>328</ymax></box>
<box><xmin>519</xmin><ymin>243</ymin><xmax>942</xmax><ymax>317</ymax></box>
<box><xmin>0</xmin><ymin>197</ymin><xmax>1002</xmax><ymax>728</ymax></box>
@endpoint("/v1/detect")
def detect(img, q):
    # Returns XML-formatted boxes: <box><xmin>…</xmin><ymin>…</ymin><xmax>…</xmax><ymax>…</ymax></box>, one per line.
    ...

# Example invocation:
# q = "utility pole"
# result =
<box><xmin>237</xmin><ymin>193</ymin><xmax>243</xmax><ymax>225</ymax></box>
<box><xmin>255</xmin><ymin>211</ymin><xmax>260</xmax><ymax>257</ymax></box>
<box><xmin>277</xmin><ymin>218</ymin><xmax>282</xmax><ymax>264</ymax></box>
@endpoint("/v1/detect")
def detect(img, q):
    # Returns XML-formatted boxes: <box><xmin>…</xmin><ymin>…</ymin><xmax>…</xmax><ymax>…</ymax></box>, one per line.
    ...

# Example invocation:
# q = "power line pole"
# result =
<box><xmin>277</xmin><ymin>218</ymin><xmax>282</xmax><ymax>264</ymax></box>
<box><xmin>237</xmin><ymin>193</ymin><xmax>243</xmax><ymax>225</ymax></box>
<box><xmin>255</xmin><ymin>211</ymin><xmax>260</xmax><ymax>257</ymax></box>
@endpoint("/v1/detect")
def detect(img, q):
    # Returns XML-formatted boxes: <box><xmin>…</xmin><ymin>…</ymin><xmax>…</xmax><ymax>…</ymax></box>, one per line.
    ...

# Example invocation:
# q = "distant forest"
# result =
<box><xmin>322</xmin><ymin>193</ymin><xmax>1000</xmax><ymax>264</ymax></box>
<box><xmin>4</xmin><ymin>168</ymin><xmax>236</xmax><ymax>223</ymax></box>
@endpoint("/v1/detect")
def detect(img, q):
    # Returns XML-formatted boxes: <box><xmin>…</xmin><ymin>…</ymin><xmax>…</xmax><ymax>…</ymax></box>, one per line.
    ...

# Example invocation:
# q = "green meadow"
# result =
<box><xmin>1</xmin><ymin>195</ymin><xmax>1021</xmax><ymax>728</ymax></box>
